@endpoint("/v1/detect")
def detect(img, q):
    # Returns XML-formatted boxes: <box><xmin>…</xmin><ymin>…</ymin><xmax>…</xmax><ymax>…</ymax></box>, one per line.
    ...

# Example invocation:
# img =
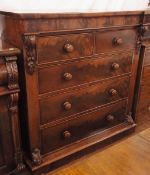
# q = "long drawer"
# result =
<box><xmin>38</xmin><ymin>52</ymin><xmax>133</xmax><ymax>94</ymax></box>
<box><xmin>40</xmin><ymin>76</ymin><xmax>129</xmax><ymax>125</ymax></box>
<box><xmin>41</xmin><ymin>100</ymin><xmax>127</xmax><ymax>154</ymax></box>
<box><xmin>36</xmin><ymin>33</ymin><xmax>94</xmax><ymax>64</ymax></box>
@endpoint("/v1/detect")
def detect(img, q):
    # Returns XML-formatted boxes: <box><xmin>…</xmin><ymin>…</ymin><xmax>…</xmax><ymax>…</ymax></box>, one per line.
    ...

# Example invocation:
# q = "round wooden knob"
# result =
<box><xmin>63</xmin><ymin>131</ymin><xmax>71</xmax><ymax>139</ymax></box>
<box><xmin>106</xmin><ymin>115</ymin><xmax>115</xmax><ymax>122</ymax></box>
<box><xmin>109</xmin><ymin>89</ymin><xmax>118</xmax><ymax>96</ymax></box>
<box><xmin>64</xmin><ymin>43</ymin><xmax>74</xmax><ymax>53</ymax></box>
<box><xmin>63</xmin><ymin>102</ymin><xmax>72</xmax><ymax>110</ymax></box>
<box><xmin>63</xmin><ymin>72</ymin><xmax>72</xmax><ymax>81</ymax></box>
<box><xmin>148</xmin><ymin>106</ymin><xmax>150</xmax><ymax>111</ymax></box>
<box><xmin>113</xmin><ymin>38</ymin><xmax>123</xmax><ymax>45</ymax></box>
<box><xmin>112</xmin><ymin>63</ymin><xmax>120</xmax><ymax>70</ymax></box>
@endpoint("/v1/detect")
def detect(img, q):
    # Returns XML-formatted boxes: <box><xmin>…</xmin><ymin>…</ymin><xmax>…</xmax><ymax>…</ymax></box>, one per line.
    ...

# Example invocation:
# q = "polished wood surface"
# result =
<box><xmin>0</xmin><ymin>10</ymin><xmax>149</xmax><ymax>174</ymax></box>
<box><xmin>0</xmin><ymin>39</ymin><xmax>20</xmax><ymax>56</ymax></box>
<box><xmin>40</xmin><ymin>76</ymin><xmax>129</xmax><ymax>125</ymax></box>
<box><xmin>0</xmin><ymin>11</ymin><xmax>142</xmax><ymax>173</ymax></box>
<box><xmin>38</xmin><ymin>52</ymin><xmax>132</xmax><ymax>94</ymax></box>
<box><xmin>41</xmin><ymin>100</ymin><xmax>127</xmax><ymax>154</ymax></box>
<box><xmin>36</xmin><ymin>33</ymin><xmax>93</xmax><ymax>64</ymax></box>
<box><xmin>44</xmin><ymin>128</ymin><xmax>150</xmax><ymax>175</ymax></box>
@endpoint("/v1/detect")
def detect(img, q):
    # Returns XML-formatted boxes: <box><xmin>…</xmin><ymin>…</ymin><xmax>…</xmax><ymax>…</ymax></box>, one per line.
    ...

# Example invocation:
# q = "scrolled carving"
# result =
<box><xmin>24</xmin><ymin>35</ymin><xmax>36</xmax><ymax>74</ymax></box>
<box><xmin>32</xmin><ymin>148</ymin><xmax>42</xmax><ymax>166</ymax></box>
<box><xmin>125</xmin><ymin>113</ymin><xmax>134</xmax><ymax>125</ymax></box>
<box><xmin>14</xmin><ymin>151</ymin><xmax>26</xmax><ymax>171</ymax></box>
<box><xmin>5</xmin><ymin>56</ymin><xmax>19</xmax><ymax>90</ymax></box>
<box><xmin>136</xmin><ymin>25</ymin><xmax>145</xmax><ymax>53</ymax></box>
<box><xmin>9</xmin><ymin>93</ymin><xmax>19</xmax><ymax>111</ymax></box>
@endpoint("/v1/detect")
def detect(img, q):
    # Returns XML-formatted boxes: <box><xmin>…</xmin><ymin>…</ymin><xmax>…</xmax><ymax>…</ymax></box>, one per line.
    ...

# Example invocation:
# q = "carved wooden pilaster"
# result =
<box><xmin>24</xmin><ymin>35</ymin><xmax>36</xmax><ymax>74</ymax></box>
<box><xmin>9</xmin><ymin>93</ymin><xmax>25</xmax><ymax>171</ymax></box>
<box><xmin>5</xmin><ymin>55</ymin><xmax>26</xmax><ymax>171</ymax></box>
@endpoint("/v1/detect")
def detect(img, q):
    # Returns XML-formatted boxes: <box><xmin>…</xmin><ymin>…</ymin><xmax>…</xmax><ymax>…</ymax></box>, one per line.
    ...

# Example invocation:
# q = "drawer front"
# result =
<box><xmin>38</xmin><ymin>52</ymin><xmax>132</xmax><ymax>94</ymax></box>
<box><xmin>144</xmin><ymin>48</ymin><xmax>150</xmax><ymax>66</ymax></box>
<box><xmin>41</xmin><ymin>100</ymin><xmax>127</xmax><ymax>154</ymax></box>
<box><xmin>40</xmin><ymin>76</ymin><xmax>129</xmax><ymax>125</ymax></box>
<box><xmin>36</xmin><ymin>33</ymin><xmax>94</xmax><ymax>64</ymax></box>
<box><xmin>95</xmin><ymin>29</ymin><xmax>136</xmax><ymax>54</ymax></box>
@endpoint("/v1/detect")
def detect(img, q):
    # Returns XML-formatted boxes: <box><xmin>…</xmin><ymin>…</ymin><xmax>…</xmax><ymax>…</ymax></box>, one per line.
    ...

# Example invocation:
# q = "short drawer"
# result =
<box><xmin>38</xmin><ymin>52</ymin><xmax>133</xmax><ymax>94</ymax></box>
<box><xmin>40</xmin><ymin>76</ymin><xmax>129</xmax><ymax>125</ymax></box>
<box><xmin>144</xmin><ymin>47</ymin><xmax>150</xmax><ymax>66</ymax></box>
<box><xmin>41</xmin><ymin>100</ymin><xmax>127</xmax><ymax>154</ymax></box>
<box><xmin>36</xmin><ymin>33</ymin><xmax>94</xmax><ymax>64</ymax></box>
<box><xmin>95</xmin><ymin>29</ymin><xmax>136</xmax><ymax>54</ymax></box>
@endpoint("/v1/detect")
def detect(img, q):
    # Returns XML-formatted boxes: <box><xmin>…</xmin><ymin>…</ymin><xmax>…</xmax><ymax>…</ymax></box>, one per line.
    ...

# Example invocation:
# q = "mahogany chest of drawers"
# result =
<box><xmin>0</xmin><ymin>11</ymin><xmax>146</xmax><ymax>174</ymax></box>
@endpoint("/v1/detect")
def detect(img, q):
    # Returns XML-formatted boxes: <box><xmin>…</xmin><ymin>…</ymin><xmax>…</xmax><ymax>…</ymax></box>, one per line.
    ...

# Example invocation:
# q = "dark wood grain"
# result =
<box><xmin>38</xmin><ymin>52</ymin><xmax>132</xmax><ymax>94</ymax></box>
<box><xmin>95</xmin><ymin>29</ymin><xmax>137</xmax><ymax>54</ymax></box>
<box><xmin>40</xmin><ymin>76</ymin><xmax>129</xmax><ymax>125</ymax></box>
<box><xmin>36</xmin><ymin>33</ymin><xmax>94</xmax><ymax>64</ymax></box>
<box><xmin>41</xmin><ymin>100</ymin><xmax>127</xmax><ymax>154</ymax></box>
<box><xmin>0</xmin><ymin>11</ymin><xmax>145</xmax><ymax>174</ymax></box>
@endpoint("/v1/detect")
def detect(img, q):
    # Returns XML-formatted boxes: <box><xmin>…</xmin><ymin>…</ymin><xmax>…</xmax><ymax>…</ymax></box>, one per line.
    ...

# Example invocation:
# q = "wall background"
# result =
<box><xmin>0</xmin><ymin>0</ymin><xmax>149</xmax><ymax>13</ymax></box>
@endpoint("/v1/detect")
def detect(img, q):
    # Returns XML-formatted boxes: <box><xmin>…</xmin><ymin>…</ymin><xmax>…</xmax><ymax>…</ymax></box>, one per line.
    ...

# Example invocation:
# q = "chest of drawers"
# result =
<box><xmin>0</xmin><ymin>11</ymin><xmax>144</xmax><ymax>174</ymax></box>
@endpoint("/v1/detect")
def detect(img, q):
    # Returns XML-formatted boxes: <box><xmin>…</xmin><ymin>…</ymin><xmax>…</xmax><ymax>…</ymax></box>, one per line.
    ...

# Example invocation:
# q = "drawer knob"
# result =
<box><xmin>63</xmin><ymin>131</ymin><xmax>71</xmax><ymax>139</ymax></box>
<box><xmin>109</xmin><ymin>89</ymin><xmax>118</xmax><ymax>96</ymax></box>
<box><xmin>112</xmin><ymin>63</ymin><xmax>120</xmax><ymax>70</ymax></box>
<box><xmin>113</xmin><ymin>38</ymin><xmax>123</xmax><ymax>45</ymax></box>
<box><xmin>63</xmin><ymin>102</ymin><xmax>72</xmax><ymax>110</ymax></box>
<box><xmin>64</xmin><ymin>43</ymin><xmax>74</xmax><ymax>53</ymax></box>
<box><xmin>148</xmin><ymin>106</ymin><xmax>150</xmax><ymax>111</ymax></box>
<box><xmin>63</xmin><ymin>72</ymin><xmax>72</xmax><ymax>81</ymax></box>
<box><xmin>106</xmin><ymin>115</ymin><xmax>115</xmax><ymax>122</ymax></box>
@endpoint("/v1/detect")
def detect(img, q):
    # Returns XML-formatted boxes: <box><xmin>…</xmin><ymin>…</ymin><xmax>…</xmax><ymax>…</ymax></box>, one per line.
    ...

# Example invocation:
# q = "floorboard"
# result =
<box><xmin>45</xmin><ymin>128</ymin><xmax>150</xmax><ymax>175</ymax></box>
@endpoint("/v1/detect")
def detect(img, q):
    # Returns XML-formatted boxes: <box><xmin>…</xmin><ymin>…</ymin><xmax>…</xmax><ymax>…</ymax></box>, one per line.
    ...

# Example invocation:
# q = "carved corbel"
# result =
<box><xmin>5</xmin><ymin>56</ymin><xmax>19</xmax><ymax>90</ymax></box>
<box><xmin>9</xmin><ymin>93</ymin><xmax>25</xmax><ymax>171</ymax></box>
<box><xmin>24</xmin><ymin>35</ymin><xmax>36</xmax><ymax>74</ymax></box>
<box><xmin>32</xmin><ymin>148</ymin><xmax>42</xmax><ymax>166</ymax></box>
<box><xmin>125</xmin><ymin>113</ymin><xmax>134</xmax><ymax>125</ymax></box>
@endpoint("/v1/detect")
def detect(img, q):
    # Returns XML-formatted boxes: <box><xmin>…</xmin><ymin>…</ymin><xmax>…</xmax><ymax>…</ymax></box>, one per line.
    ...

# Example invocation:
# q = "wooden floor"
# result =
<box><xmin>45</xmin><ymin>128</ymin><xmax>150</xmax><ymax>175</ymax></box>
